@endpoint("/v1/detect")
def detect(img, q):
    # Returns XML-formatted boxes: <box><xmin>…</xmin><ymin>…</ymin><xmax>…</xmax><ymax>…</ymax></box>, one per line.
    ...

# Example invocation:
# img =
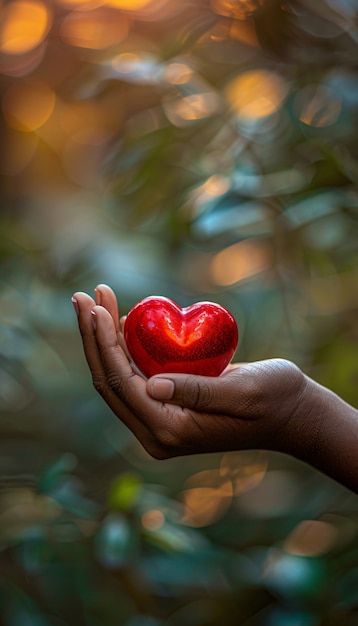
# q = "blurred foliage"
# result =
<box><xmin>1</xmin><ymin>0</ymin><xmax>358</xmax><ymax>624</ymax></box>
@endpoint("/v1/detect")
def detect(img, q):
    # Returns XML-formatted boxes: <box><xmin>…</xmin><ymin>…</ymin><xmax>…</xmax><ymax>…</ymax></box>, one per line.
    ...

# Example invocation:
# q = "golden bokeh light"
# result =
<box><xmin>180</xmin><ymin>469</ymin><xmax>233</xmax><ymax>527</ymax></box>
<box><xmin>163</xmin><ymin>92</ymin><xmax>219</xmax><ymax>126</ymax></box>
<box><xmin>0</xmin><ymin>1</ymin><xmax>51</xmax><ymax>55</ymax></box>
<box><xmin>106</xmin><ymin>0</ymin><xmax>154</xmax><ymax>9</ymax></box>
<box><xmin>192</xmin><ymin>174</ymin><xmax>231</xmax><ymax>205</ymax></box>
<box><xmin>212</xmin><ymin>0</ymin><xmax>264</xmax><ymax>20</ymax></box>
<box><xmin>284</xmin><ymin>520</ymin><xmax>338</xmax><ymax>557</ymax></box>
<box><xmin>226</xmin><ymin>70</ymin><xmax>288</xmax><ymax>120</ymax></box>
<box><xmin>180</xmin><ymin>483</ymin><xmax>233</xmax><ymax>527</ymax></box>
<box><xmin>220</xmin><ymin>451</ymin><xmax>268</xmax><ymax>495</ymax></box>
<box><xmin>111</xmin><ymin>51</ymin><xmax>141</xmax><ymax>73</ymax></box>
<box><xmin>141</xmin><ymin>509</ymin><xmax>165</xmax><ymax>530</ymax></box>
<box><xmin>56</xmin><ymin>0</ymin><xmax>103</xmax><ymax>8</ymax></box>
<box><xmin>210</xmin><ymin>238</ymin><xmax>272</xmax><ymax>286</ymax></box>
<box><xmin>60</xmin><ymin>9</ymin><xmax>129</xmax><ymax>49</ymax></box>
<box><xmin>2</xmin><ymin>81</ymin><xmax>56</xmax><ymax>132</ymax></box>
<box><xmin>163</xmin><ymin>62</ymin><xmax>193</xmax><ymax>85</ymax></box>
<box><xmin>176</xmin><ymin>93</ymin><xmax>219</xmax><ymax>120</ymax></box>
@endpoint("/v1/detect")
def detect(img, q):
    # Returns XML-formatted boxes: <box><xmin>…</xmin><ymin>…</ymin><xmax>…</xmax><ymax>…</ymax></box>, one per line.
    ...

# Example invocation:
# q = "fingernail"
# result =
<box><xmin>94</xmin><ymin>287</ymin><xmax>102</xmax><ymax>305</ymax></box>
<box><xmin>150</xmin><ymin>378</ymin><xmax>175</xmax><ymax>401</ymax></box>
<box><xmin>71</xmin><ymin>296</ymin><xmax>79</xmax><ymax>316</ymax></box>
<box><xmin>91</xmin><ymin>310</ymin><xmax>97</xmax><ymax>331</ymax></box>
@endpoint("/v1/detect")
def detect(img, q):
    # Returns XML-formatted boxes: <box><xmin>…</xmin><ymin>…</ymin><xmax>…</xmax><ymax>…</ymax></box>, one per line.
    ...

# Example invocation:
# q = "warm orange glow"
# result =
<box><xmin>180</xmin><ymin>483</ymin><xmax>233</xmax><ymax>527</ymax></box>
<box><xmin>0</xmin><ymin>1</ymin><xmax>51</xmax><ymax>55</ymax></box>
<box><xmin>164</xmin><ymin>63</ymin><xmax>193</xmax><ymax>85</ymax></box>
<box><xmin>141</xmin><ymin>509</ymin><xmax>165</xmax><ymax>530</ymax></box>
<box><xmin>60</xmin><ymin>9</ymin><xmax>129</xmax><ymax>49</ymax></box>
<box><xmin>176</xmin><ymin>93</ymin><xmax>219</xmax><ymax>120</ymax></box>
<box><xmin>186</xmin><ymin>175</ymin><xmax>231</xmax><ymax>219</ymax></box>
<box><xmin>59</xmin><ymin>101</ymin><xmax>98</xmax><ymax>136</ymax></box>
<box><xmin>298</xmin><ymin>85</ymin><xmax>341</xmax><ymax>127</ymax></box>
<box><xmin>2</xmin><ymin>81</ymin><xmax>56</xmax><ymax>132</ymax></box>
<box><xmin>106</xmin><ymin>0</ymin><xmax>154</xmax><ymax>9</ymax></box>
<box><xmin>284</xmin><ymin>520</ymin><xmax>338</xmax><ymax>556</ymax></box>
<box><xmin>111</xmin><ymin>52</ymin><xmax>140</xmax><ymax>72</ymax></box>
<box><xmin>220</xmin><ymin>451</ymin><xmax>268</xmax><ymax>495</ymax></box>
<box><xmin>210</xmin><ymin>239</ymin><xmax>272</xmax><ymax>286</ymax></box>
<box><xmin>195</xmin><ymin>175</ymin><xmax>230</xmax><ymax>202</ymax></box>
<box><xmin>212</xmin><ymin>0</ymin><xmax>264</xmax><ymax>20</ymax></box>
<box><xmin>56</xmin><ymin>0</ymin><xmax>103</xmax><ymax>7</ymax></box>
<box><xmin>180</xmin><ymin>469</ymin><xmax>233</xmax><ymax>527</ymax></box>
<box><xmin>230</xmin><ymin>19</ymin><xmax>259</xmax><ymax>47</ymax></box>
<box><xmin>164</xmin><ymin>92</ymin><xmax>219</xmax><ymax>126</ymax></box>
<box><xmin>226</xmin><ymin>70</ymin><xmax>288</xmax><ymax>120</ymax></box>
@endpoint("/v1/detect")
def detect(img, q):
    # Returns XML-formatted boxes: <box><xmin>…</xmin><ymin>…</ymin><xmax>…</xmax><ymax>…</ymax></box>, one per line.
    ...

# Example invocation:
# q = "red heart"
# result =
<box><xmin>124</xmin><ymin>296</ymin><xmax>238</xmax><ymax>378</ymax></box>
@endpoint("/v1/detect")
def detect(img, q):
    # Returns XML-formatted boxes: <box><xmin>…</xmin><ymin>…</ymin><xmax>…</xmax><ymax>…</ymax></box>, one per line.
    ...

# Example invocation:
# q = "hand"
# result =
<box><xmin>72</xmin><ymin>285</ymin><xmax>308</xmax><ymax>459</ymax></box>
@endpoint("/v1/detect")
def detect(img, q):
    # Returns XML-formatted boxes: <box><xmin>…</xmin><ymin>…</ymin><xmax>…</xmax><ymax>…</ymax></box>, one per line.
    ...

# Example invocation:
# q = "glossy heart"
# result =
<box><xmin>124</xmin><ymin>296</ymin><xmax>238</xmax><ymax>378</ymax></box>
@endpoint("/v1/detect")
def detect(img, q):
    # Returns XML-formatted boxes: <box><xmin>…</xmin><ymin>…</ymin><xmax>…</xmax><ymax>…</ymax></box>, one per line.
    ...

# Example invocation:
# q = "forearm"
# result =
<box><xmin>287</xmin><ymin>376</ymin><xmax>358</xmax><ymax>493</ymax></box>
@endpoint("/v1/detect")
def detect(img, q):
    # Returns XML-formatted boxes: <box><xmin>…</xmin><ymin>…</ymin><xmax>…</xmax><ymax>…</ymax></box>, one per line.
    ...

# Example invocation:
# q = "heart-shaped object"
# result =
<box><xmin>124</xmin><ymin>296</ymin><xmax>238</xmax><ymax>378</ymax></box>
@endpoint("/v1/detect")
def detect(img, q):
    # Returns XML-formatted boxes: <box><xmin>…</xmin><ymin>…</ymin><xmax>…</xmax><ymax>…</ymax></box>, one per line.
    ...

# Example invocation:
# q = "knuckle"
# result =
<box><xmin>155</xmin><ymin>426</ymin><xmax>180</xmax><ymax>452</ymax></box>
<box><xmin>92</xmin><ymin>376</ymin><xmax>108</xmax><ymax>398</ymax></box>
<box><xmin>182</xmin><ymin>377</ymin><xmax>214</xmax><ymax>410</ymax></box>
<box><xmin>150</xmin><ymin>409</ymin><xmax>184</xmax><ymax>457</ymax></box>
<box><xmin>140</xmin><ymin>430</ymin><xmax>178</xmax><ymax>461</ymax></box>
<box><xmin>106</xmin><ymin>370</ymin><xmax>126</xmax><ymax>398</ymax></box>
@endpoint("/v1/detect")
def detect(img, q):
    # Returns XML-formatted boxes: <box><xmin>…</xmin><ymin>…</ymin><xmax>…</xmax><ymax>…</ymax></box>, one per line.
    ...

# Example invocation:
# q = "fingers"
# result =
<box><xmin>94</xmin><ymin>284</ymin><xmax>129</xmax><ymax>355</ymax></box>
<box><xmin>72</xmin><ymin>291</ymin><xmax>272</xmax><ymax>457</ymax></box>
<box><xmin>73</xmin><ymin>289</ymin><xmax>201</xmax><ymax>458</ymax></box>
<box><xmin>146</xmin><ymin>368</ymin><xmax>249</xmax><ymax>417</ymax></box>
<box><xmin>92</xmin><ymin>305</ymin><xmax>184</xmax><ymax>426</ymax></box>
<box><xmin>146</xmin><ymin>359</ymin><xmax>306</xmax><ymax>422</ymax></box>
<box><xmin>94</xmin><ymin>284</ymin><xmax>120</xmax><ymax>332</ymax></box>
<box><xmin>72</xmin><ymin>293</ymin><xmax>142</xmax><ymax>433</ymax></box>
<box><xmin>72</xmin><ymin>291</ymin><xmax>100</xmax><ymax>372</ymax></box>
<box><xmin>93</xmin><ymin>305</ymin><xmax>204</xmax><ymax>457</ymax></box>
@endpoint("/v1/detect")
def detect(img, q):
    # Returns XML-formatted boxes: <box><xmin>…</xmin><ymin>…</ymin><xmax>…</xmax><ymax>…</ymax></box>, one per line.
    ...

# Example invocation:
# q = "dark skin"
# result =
<box><xmin>72</xmin><ymin>284</ymin><xmax>358</xmax><ymax>493</ymax></box>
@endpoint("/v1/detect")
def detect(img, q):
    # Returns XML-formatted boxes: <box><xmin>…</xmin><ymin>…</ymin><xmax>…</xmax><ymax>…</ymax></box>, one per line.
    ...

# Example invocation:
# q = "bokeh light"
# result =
<box><xmin>212</xmin><ymin>0</ymin><xmax>264</xmax><ymax>20</ymax></box>
<box><xmin>106</xmin><ymin>0</ymin><xmax>154</xmax><ymax>8</ymax></box>
<box><xmin>164</xmin><ymin>62</ymin><xmax>193</xmax><ymax>85</ymax></box>
<box><xmin>2</xmin><ymin>81</ymin><xmax>56</xmax><ymax>132</ymax></box>
<box><xmin>163</xmin><ymin>92</ymin><xmax>220</xmax><ymax>126</ymax></box>
<box><xmin>0</xmin><ymin>1</ymin><xmax>51</xmax><ymax>55</ymax></box>
<box><xmin>1</xmin><ymin>0</ymin><xmax>358</xmax><ymax>623</ymax></box>
<box><xmin>284</xmin><ymin>520</ymin><xmax>338</xmax><ymax>557</ymax></box>
<box><xmin>225</xmin><ymin>70</ymin><xmax>288</xmax><ymax>120</ymax></box>
<box><xmin>210</xmin><ymin>239</ymin><xmax>272</xmax><ymax>286</ymax></box>
<box><xmin>60</xmin><ymin>9</ymin><xmax>129</xmax><ymax>49</ymax></box>
<box><xmin>141</xmin><ymin>509</ymin><xmax>165</xmax><ymax>530</ymax></box>
<box><xmin>180</xmin><ymin>469</ymin><xmax>233</xmax><ymax>527</ymax></box>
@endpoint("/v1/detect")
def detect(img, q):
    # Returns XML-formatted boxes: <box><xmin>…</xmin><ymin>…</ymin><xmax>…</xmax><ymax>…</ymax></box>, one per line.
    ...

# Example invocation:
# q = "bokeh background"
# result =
<box><xmin>1</xmin><ymin>0</ymin><xmax>358</xmax><ymax>624</ymax></box>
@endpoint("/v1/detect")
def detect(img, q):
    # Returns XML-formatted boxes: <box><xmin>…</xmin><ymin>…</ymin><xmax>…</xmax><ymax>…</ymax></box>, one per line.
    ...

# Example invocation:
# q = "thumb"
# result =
<box><xmin>146</xmin><ymin>368</ymin><xmax>244</xmax><ymax>415</ymax></box>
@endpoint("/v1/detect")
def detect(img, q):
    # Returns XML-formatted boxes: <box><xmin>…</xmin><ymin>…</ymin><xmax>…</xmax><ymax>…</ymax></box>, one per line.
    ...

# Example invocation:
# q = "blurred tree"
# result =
<box><xmin>1</xmin><ymin>0</ymin><xmax>358</xmax><ymax>624</ymax></box>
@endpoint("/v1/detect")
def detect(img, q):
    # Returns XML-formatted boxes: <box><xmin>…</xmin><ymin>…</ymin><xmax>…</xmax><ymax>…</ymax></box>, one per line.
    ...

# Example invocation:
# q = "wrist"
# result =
<box><xmin>281</xmin><ymin>374</ymin><xmax>358</xmax><ymax>492</ymax></box>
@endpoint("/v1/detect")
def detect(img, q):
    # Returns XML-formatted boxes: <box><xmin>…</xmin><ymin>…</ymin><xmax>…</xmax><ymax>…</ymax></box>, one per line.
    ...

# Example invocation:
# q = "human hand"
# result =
<box><xmin>72</xmin><ymin>285</ymin><xmax>308</xmax><ymax>459</ymax></box>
